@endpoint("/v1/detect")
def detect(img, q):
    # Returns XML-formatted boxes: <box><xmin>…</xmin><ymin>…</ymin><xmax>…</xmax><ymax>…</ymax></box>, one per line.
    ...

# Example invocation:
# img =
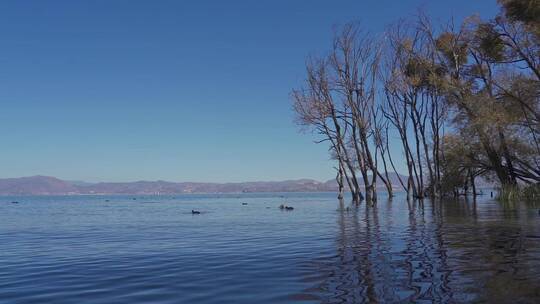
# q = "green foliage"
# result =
<box><xmin>403</xmin><ymin>56</ymin><xmax>448</xmax><ymax>90</ymax></box>
<box><xmin>439</xmin><ymin>134</ymin><xmax>480</xmax><ymax>195</ymax></box>
<box><xmin>404</xmin><ymin>57</ymin><xmax>430</xmax><ymax>88</ymax></box>
<box><xmin>435</xmin><ymin>32</ymin><xmax>468</xmax><ymax>69</ymax></box>
<box><xmin>475</xmin><ymin>23</ymin><xmax>506</xmax><ymax>62</ymax></box>
<box><xmin>499</xmin><ymin>0</ymin><xmax>540</xmax><ymax>25</ymax></box>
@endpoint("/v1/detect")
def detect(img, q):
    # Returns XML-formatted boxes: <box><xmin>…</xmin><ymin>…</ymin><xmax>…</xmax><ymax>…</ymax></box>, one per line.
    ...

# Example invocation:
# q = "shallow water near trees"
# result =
<box><xmin>0</xmin><ymin>192</ymin><xmax>539</xmax><ymax>303</ymax></box>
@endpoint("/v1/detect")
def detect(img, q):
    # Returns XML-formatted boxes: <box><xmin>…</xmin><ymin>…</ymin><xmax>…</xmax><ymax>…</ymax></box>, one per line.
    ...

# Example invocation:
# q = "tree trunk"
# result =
<box><xmin>336</xmin><ymin>163</ymin><xmax>344</xmax><ymax>200</ymax></box>
<box><xmin>470</xmin><ymin>171</ymin><xmax>477</xmax><ymax>197</ymax></box>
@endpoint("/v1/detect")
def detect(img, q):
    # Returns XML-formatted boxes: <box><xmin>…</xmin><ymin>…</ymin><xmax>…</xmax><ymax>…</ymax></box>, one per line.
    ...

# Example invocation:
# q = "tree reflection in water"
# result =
<box><xmin>301</xmin><ymin>195</ymin><xmax>540</xmax><ymax>303</ymax></box>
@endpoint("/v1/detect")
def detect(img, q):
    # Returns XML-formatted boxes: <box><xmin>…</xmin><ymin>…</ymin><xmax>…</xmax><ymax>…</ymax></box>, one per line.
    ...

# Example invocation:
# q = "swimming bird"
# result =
<box><xmin>192</xmin><ymin>210</ymin><xmax>201</xmax><ymax>215</ymax></box>
<box><xmin>11</xmin><ymin>201</ymin><xmax>19</xmax><ymax>204</ymax></box>
<box><xmin>285</xmin><ymin>206</ymin><xmax>294</xmax><ymax>211</ymax></box>
<box><xmin>242</xmin><ymin>203</ymin><xmax>248</xmax><ymax>205</ymax></box>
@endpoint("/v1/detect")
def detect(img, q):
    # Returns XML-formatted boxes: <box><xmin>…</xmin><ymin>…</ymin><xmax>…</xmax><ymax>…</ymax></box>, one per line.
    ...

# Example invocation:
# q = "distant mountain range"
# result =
<box><xmin>0</xmin><ymin>174</ymin><xmax>409</xmax><ymax>195</ymax></box>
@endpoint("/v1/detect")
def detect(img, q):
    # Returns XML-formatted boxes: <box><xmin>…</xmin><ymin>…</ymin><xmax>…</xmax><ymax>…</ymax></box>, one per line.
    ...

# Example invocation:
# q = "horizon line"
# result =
<box><xmin>0</xmin><ymin>173</ymin><xmax>408</xmax><ymax>185</ymax></box>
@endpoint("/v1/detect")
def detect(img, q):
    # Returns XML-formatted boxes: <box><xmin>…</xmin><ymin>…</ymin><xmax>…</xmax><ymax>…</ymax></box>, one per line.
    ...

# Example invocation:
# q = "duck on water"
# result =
<box><xmin>279</xmin><ymin>204</ymin><xmax>294</xmax><ymax>211</ymax></box>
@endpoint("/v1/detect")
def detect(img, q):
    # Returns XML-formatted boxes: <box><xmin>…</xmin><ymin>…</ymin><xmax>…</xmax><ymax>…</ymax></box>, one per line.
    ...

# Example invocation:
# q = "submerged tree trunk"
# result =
<box><xmin>336</xmin><ymin>163</ymin><xmax>344</xmax><ymax>200</ymax></box>
<box><xmin>470</xmin><ymin>170</ymin><xmax>477</xmax><ymax>198</ymax></box>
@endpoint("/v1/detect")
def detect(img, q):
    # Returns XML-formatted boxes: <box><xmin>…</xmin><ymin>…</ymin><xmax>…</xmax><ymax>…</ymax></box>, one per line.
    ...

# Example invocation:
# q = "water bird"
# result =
<box><xmin>105</xmin><ymin>199</ymin><xmax>110</xmax><ymax>202</ymax></box>
<box><xmin>280</xmin><ymin>204</ymin><xmax>294</xmax><ymax>210</ymax></box>
<box><xmin>192</xmin><ymin>210</ymin><xmax>201</xmax><ymax>215</ymax></box>
<box><xmin>11</xmin><ymin>201</ymin><xmax>19</xmax><ymax>204</ymax></box>
<box><xmin>242</xmin><ymin>203</ymin><xmax>248</xmax><ymax>205</ymax></box>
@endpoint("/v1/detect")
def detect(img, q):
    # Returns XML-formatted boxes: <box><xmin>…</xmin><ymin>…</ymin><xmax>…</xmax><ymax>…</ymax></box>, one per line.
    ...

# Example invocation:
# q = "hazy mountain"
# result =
<box><xmin>0</xmin><ymin>174</ymin><xmax>411</xmax><ymax>195</ymax></box>
<box><xmin>0</xmin><ymin>176</ymin><xmax>79</xmax><ymax>195</ymax></box>
<box><xmin>75</xmin><ymin>179</ymin><xmax>333</xmax><ymax>194</ymax></box>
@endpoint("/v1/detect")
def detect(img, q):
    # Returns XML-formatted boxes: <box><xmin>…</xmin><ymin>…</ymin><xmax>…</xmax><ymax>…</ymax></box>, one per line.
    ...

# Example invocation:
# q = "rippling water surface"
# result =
<box><xmin>1</xmin><ymin>192</ymin><xmax>539</xmax><ymax>303</ymax></box>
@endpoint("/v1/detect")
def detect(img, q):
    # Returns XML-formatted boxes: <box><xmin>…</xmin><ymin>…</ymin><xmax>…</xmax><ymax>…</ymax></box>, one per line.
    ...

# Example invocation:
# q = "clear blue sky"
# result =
<box><xmin>0</xmin><ymin>0</ymin><xmax>498</xmax><ymax>182</ymax></box>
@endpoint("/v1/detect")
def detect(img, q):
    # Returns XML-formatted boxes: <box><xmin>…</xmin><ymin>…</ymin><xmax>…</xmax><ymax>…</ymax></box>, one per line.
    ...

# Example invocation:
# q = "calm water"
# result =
<box><xmin>1</xmin><ymin>192</ymin><xmax>539</xmax><ymax>303</ymax></box>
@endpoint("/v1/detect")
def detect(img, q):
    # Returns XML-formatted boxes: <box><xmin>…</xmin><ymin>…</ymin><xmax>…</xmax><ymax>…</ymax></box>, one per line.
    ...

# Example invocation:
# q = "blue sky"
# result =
<box><xmin>0</xmin><ymin>1</ymin><xmax>499</xmax><ymax>182</ymax></box>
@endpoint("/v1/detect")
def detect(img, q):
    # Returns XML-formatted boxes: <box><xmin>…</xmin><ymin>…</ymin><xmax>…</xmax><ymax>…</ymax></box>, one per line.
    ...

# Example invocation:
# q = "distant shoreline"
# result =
<box><xmin>0</xmin><ymin>190</ymin><xmax>399</xmax><ymax>197</ymax></box>
<box><xmin>0</xmin><ymin>188</ymin><xmax>499</xmax><ymax>197</ymax></box>
<box><xmin>0</xmin><ymin>175</ymin><xmax>425</xmax><ymax>196</ymax></box>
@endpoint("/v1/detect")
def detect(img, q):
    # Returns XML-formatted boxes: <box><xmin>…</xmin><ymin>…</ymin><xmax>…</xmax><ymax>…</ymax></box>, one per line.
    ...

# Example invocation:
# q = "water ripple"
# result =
<box><xmin>0</xmin><ymin>193</ymin><xmax>539</xmax><ymax>303</ymax></box>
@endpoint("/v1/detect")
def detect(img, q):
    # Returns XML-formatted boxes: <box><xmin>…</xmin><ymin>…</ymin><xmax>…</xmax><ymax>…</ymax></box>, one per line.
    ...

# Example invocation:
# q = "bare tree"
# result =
<box><xmin>293</xmin><ymin>24</ymin><xmax>391</xmax><ymax>203</ymax></box>
<box><xmin>293</xmin><ymin>0</ymin><xmax>540</xmax><ymax>201</ymax></box>
<box><xmin>292</xmin><ymin>57</ymin><xmax>364</xmax><ymax>203</ymax></box>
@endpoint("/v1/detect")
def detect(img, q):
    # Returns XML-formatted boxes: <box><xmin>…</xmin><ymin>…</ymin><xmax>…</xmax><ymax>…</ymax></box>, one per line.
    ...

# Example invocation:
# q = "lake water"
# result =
<box><xmin>0</xmin><ymin>192</ymin><xmax>539</xmax><ymax>303</ymax></box>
